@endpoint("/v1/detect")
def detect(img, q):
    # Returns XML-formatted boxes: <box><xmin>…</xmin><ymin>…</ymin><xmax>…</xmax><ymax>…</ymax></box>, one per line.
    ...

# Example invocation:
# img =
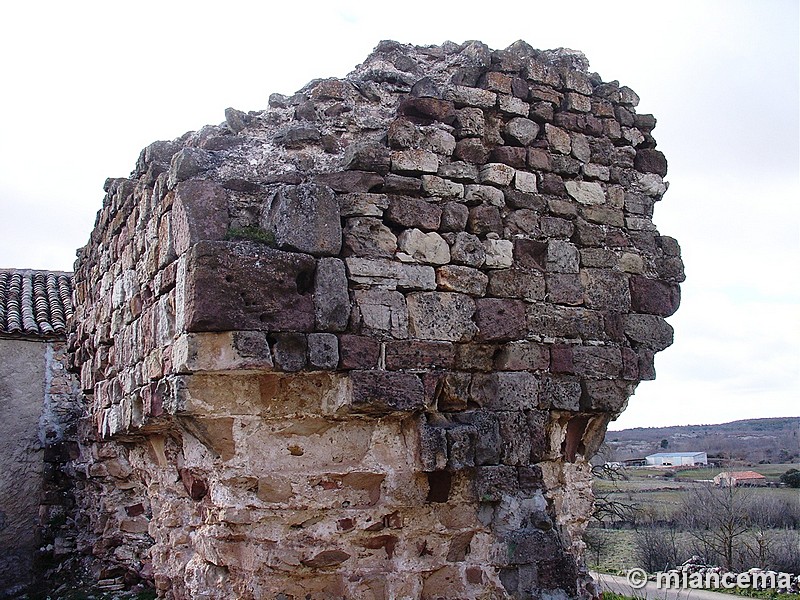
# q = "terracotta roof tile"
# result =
<box><xmin>0</xmin><ymin>269</ymin><xmax>73</xmax><ymax>337</ymax></box>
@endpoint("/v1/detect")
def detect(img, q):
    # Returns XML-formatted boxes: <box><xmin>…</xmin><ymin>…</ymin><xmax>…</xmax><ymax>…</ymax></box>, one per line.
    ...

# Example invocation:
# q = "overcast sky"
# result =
<box><xmin>1</xmin><ymin>0</ymin><xmax>797</xmax><ymax>430</ymax></box>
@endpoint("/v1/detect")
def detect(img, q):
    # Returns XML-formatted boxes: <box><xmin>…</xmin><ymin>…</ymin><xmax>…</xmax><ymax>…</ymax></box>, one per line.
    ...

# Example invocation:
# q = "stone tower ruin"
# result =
<box><xmin>66</xmin><ymin>40</ymin><xmax>683</xmax><ymax>599</ymax></box>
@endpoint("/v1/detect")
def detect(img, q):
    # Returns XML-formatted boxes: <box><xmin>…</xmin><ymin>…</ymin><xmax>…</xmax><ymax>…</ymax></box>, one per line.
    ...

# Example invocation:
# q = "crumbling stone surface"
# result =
<box><xmin>68</xmin><ymin>39</ymin><xmax>683</xmax><ymax>599</ymax></box>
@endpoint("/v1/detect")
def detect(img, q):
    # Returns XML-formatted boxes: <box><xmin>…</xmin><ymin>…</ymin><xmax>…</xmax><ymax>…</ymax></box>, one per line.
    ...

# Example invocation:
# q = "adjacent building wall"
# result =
<box><xmin>0</xmin><ymin>339</ymin><xmax>47</xmax><ymax>595</ymax></box>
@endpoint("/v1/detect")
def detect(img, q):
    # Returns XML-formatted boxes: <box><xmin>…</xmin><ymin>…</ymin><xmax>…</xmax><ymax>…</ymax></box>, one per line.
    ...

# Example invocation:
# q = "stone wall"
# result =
<box><xmin>68</xmin><ymin>40</ymin><xmax>683</xmax><ymax>599</ymax></box>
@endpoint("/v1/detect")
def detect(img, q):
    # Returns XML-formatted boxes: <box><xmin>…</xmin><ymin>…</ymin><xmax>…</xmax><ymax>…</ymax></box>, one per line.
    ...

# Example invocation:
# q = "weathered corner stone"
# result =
<box><xmin>172</xmin><ymin>180</ymin><xmax>230</xmax><ymax>255</ymax></box>
<box><xmin>634</xmin><ymin>148</ymin><xmax>668</xmax><ymax>176</ymax></box>
<box><xmin>541</xmin><ymin>376</ymin><xmax>581</xmax><ymax>411</ymax></box>
<box><xmin>572</xmin><ymin>346</ymin><xmax>623</xmax><ymax>378</ymax></box>
<box><xmin>580</xmin><ymin>379</ymin><xmax>632</xmax><ymax>412</ymax></box>
<box><xmin>172</xmin><ymin>331</ymin><xmax>274</xmax><ymax>373</ymax></box>
<box><xmin>407</xmin><ymin>292</ymin><xmax>477</xmax><ymax>342</ymax></box>
<box><xmin>349</xmin><ymin>371</ymin><xmax>425</xmax><ymax>415</ymax></box>
<box><xmin>314</xmin><ymin>258</ymin><xmax>350</xmax><ymax>332</ymax></box>
<box><xmin>184</xmin><ymin>241</ymin><xmax>316</xmax><ymax>332</ymax></box>
<box><xmin>623</xmin><ymin>313</ymin><xmax>674</xmax><ymax>351</ymax></box>
<box><xmin>264</xmin><ymin>183</ymin><xmax>342</xmax><ymax>256</ymax></box>
<box><xmin>474</xmin><ymin>298</ymin><xmax>527</xmax><ymax>342</ymax></box>
<box><xmin>629</xmin><ymin>275</ymin><xmax>681</xmax><ymax>317</ymax></box>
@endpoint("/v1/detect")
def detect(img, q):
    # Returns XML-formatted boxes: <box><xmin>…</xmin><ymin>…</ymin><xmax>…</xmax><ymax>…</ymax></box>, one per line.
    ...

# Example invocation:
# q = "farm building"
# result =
<box><xmin>645</xmin><ymin>451</ymin><xmax>708</xmax><ymax>466</ymax></box>
<box><xmin>713</xmin><ymin>471</ymin><xmax>768</xmax><ymax>487</ymax></box>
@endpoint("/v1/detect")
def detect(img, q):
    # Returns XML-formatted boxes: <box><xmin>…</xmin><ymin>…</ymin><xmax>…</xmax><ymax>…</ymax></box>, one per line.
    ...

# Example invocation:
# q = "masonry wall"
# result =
<box><xmin>68</xmin><ymin>40</ymin><xmax>683</xmax><ymax>599</ymax></box>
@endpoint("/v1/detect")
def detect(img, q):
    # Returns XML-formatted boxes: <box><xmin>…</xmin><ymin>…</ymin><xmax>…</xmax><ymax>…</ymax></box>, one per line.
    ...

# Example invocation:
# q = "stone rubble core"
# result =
<box><xmin>68</xmin><ymin>39</ymin><xmax>683</xmax><ymax>600</ymax></box>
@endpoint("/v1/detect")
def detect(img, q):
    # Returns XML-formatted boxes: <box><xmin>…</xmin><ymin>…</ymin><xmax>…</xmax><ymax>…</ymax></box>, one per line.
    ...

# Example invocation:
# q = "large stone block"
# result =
<box><xmin>314</xmin><ymin>258</ymin><xmax>350</xmax><ymax>332</ymax></box>
<box><xmin>172</xmin><ymin>180</ymin><xmax>230</xmax><ymax>255</ymax></box>
<box><xmin>470</xmin><ymin>372</ymin><xmax>540</xmax><ymax>411</ymax></box>
<box><xmin>345</xmin><ymin>258</ymin><xmax>436</xmax><ymax>291</ymax></box>
<box><xmin>349</xmin><ymin>370</ymin><xmax>425</xmax><ymax>415</ymax></box>
<box><xmin>183</xmin><ymin>241</ymin><xmax>316</xmax><ymax>332</ymax></box>
<box><xmin>580</xmin><ymin>268</ymin><xmax>631</xmax><ymax>311</ymax></box>
<box><xmin>385</xmin><ymin>340</ymin><xmax>455</xmax><ymax>370</ymax></box>
<box><xmin>353</xmin><ymin>289</ymin><xmax>409</xmax><ymax>339</ymax></box>
<box><xmin>629</xmin><ymin>275</ymin><xmax>681</xmax><ymax>317</ymax></box>
<box><xmin>385</xmin><ymin>196</ymin><xmax>442</xmax><ymax>231</ymax></box>
<box><xmin>342</xmin><ymin>217</ymin><xmax>397</xmax><ymax>259</ymax></box>
<box><xmin>263</xmin><ymin>183</ymin><xmax>342</xmax><ymax>256</ymax></box>
<box><xmin>407</xmin><ymin>292</ymin><xmax>477</xmax><ymax>342</ymax></box>
<box><xmin>623</xmin><ymin>313</ymin><xmax>674</xmax><ymax>351</ymax></box>
<box><xmin>474</xmin><ymin>298</ymin><xmax>527</xmax><ymax>341</ymax></box>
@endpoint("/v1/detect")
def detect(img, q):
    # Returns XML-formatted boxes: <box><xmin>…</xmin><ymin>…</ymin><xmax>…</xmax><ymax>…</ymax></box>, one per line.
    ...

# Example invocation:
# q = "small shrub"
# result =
<box><xmin>225</xmin><ymin>226</ymin><xmax>275</xmax><ymax>245</ymax></box>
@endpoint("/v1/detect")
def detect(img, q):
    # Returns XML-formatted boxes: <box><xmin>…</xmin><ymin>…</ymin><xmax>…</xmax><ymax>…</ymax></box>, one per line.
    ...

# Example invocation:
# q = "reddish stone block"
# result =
<box><xmin>550</xmin><ymin>345</ymin><xmax>574</xmax><ymax>374</ymax></box>
<box><xmin>474</xmin><ymin>298</ymin><xmax>527</xmax><ymax>342</ymax></box>
<box><xmin>398</xmin><ymin>97</ymin><xmax>456</xmax><ymax>124</ymax></box>
<box><xmin>629</xmin><ymin>275</ymin><xmax>680</xmax><ymax>317</ymax></box>
<box><xmin>183</xmin><ymin>241</ymin><xmax>316</xmax><ymax>333</ymax></box>
<box><xmin>338</xmin><ymin>335</ymin><xmax>380</xmax><ymax>370</ymax></box>
<box><xmin>172</xmin><ymin>180</ymin><xmax>229</xmax><ymax>256</ymax></box>
<box><xmin>634</xmin><ymin>148</ymin><xmax>668</xmax><ymax>176</ymax></box>
<box><xmin>384</xmin><ymin>340</ymin><xmax>455</xmax><ymax>370</ymax></box>
<box><xmin>314</xmin><ymin>170</ymin><xmax>384</xmax><ymax>193</ymax></box>
<box><xmin>350</xmin><ymin>370</ymin><xmax>425</xmax><ymax>415</ymax></box>
<box><xmin>488</xmin><ymin>146</ymin><xmax>527</xmax><ymax>168</ymax></box>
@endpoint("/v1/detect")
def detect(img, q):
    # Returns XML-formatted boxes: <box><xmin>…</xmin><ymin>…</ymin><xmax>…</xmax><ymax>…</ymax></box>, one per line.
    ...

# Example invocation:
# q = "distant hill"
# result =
<box><xmin>602</xmin><ymin>417</ymin><xmax>800</xmax><ymax>465</ymax></box>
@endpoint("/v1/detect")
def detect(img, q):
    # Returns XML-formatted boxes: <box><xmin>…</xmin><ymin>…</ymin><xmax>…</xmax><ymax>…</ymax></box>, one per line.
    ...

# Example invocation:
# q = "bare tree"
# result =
<box><xmin>584</xmin><ymin>527</ymin><xmax>613</xmax><ymax>567</ymax></box>
<box><xmin>680</xmin><ymin>484</ymin><xmax>752</xmax><ymax>571</ymax></box>
<box><xmin>634</xmin><ymin>525</ymin><xmax>682</xmax><ymax>572</ymax></box>
<box><xmin>591</xmin><ymin>463</ymin><xmax>642</xmax><ymax>527</ymax></box>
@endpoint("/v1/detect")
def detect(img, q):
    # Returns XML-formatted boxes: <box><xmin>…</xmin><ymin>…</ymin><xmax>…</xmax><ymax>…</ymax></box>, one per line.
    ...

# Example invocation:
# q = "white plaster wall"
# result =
<box><xmin>0</xmin><ymin>338</ymin><xmax>47</xmax><ymax>595</ymax></box>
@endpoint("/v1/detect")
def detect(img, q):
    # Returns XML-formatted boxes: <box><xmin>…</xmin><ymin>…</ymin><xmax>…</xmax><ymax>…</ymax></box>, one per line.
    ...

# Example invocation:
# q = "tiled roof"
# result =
<box><xmin>0</xmin><ymin>269</ymin><xmax>74</xmax><ymax>337</ymax></box>
<box><xmin>726</xmin><ymin>471</ymin><xmax>766</xmax><ymax>479</ymax></box>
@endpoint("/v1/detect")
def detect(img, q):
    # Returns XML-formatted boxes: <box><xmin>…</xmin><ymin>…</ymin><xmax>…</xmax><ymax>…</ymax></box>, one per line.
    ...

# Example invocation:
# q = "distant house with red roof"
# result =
<box><xmin>713</xmin><ymin>470</ymin><xmax>768</xmax><ymax>487</ymax></box>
